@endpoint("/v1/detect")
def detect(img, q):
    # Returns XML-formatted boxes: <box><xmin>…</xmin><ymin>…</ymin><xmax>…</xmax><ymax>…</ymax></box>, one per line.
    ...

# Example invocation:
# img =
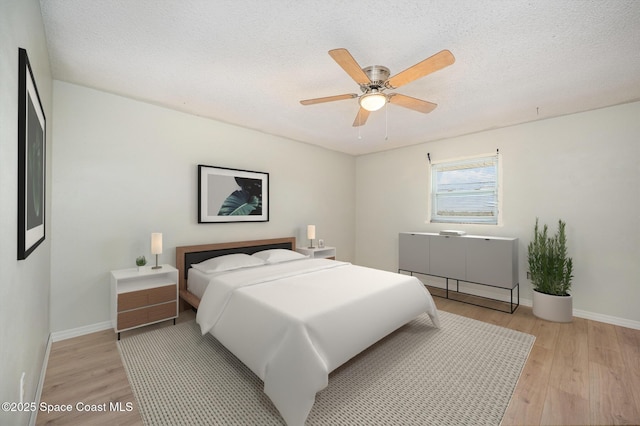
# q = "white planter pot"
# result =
<box><xmin>532</xmin><ymin>290</ymin><xmax>573</xmax><ymax>322</ymax></box>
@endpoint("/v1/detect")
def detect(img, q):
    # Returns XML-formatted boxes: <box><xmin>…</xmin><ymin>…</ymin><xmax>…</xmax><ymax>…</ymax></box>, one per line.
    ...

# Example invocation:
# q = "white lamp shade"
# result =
<box><xmin>151</xmin><ymin>233</ymin><xmax>163</xmax><ymax>255</ymax></box>
<box><xmin>307</xmin><ymin>225</ymin><xmax>316</xmax><ymax>240</ymax></box>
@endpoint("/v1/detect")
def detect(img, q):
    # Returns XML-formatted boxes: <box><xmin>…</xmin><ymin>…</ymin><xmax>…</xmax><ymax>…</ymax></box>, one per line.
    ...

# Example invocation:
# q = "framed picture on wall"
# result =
<box><xmin>198</xmin><ymin>165</ymin><xmax>269</xmax><ymax>223</ymax></box>
<box><xmin>17</xmin><ymin>48</ymin><xmax>46</xmax><ymax>260</ymax></box>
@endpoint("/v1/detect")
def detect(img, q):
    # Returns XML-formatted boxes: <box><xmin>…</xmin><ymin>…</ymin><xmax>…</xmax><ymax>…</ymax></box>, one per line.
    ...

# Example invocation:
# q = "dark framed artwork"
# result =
<box><xmin>198</xmin><ymin>165</ymin><xmax>269</xmax><ymax>223</ymax></box>
<box><xmin>17</xmin><ymin>48</ymin><xmax>46</xmax><ymax>260</ymax></box>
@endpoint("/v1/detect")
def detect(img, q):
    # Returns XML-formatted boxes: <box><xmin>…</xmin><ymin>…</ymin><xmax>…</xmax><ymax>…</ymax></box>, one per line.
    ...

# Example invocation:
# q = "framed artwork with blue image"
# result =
<box><xmin>198</xmin><ymin>165</ymin><xmax>269</xmax><ymax>223</ymax></box>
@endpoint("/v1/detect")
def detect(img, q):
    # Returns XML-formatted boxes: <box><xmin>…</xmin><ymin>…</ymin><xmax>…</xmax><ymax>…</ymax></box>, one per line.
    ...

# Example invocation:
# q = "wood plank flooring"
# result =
<box><xmin>36</xmin><ymin>299</ymin><xmax>640</xmax><ymax>425</ymax></box>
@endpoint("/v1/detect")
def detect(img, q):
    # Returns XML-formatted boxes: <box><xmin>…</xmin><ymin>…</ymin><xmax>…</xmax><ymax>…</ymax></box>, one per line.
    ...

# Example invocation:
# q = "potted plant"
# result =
<box><xmin>136</xmin><ymin>256</ymin><xmax>147</xmax><ymax>272</ymax></box>
<box><xmin>527</xmin><ymin>218</ymin><xmax>574</xmax><ymax>322</ymax></box>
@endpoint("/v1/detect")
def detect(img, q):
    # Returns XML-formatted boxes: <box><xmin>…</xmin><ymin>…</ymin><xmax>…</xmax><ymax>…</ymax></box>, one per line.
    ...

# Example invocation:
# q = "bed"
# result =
<box><xmin>176</xmin><ymin>237</ymin><xmax>440</xmax><ymax>425</ymax></box>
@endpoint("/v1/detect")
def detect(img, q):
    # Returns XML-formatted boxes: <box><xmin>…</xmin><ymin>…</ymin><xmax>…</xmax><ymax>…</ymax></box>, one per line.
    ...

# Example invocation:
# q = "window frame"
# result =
<box><xmin>428</xmin><ymin>153</ymin><xmax>501</xmax><ymax>225</ymax></box>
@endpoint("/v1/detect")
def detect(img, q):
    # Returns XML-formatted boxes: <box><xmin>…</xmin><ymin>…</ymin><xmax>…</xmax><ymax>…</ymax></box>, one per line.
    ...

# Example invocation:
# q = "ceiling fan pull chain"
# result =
<box><xmin>385</xmin><ymin>100</ymin><xmax>389</xmax><ymax>140</ymax></box>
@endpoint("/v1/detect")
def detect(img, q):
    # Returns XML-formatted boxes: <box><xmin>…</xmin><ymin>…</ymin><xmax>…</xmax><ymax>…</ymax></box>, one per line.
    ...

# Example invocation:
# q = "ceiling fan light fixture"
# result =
<box><xmin>359</xmin><ymin>92</ymin><xmax>387</xmax><ymax>112</ymax></box>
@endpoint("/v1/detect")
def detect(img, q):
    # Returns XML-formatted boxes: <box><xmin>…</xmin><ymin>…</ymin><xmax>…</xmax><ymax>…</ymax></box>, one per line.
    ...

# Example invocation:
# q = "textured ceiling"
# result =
<box><xmin>40</xmin><ymin>0</ymin><xmax>640</xmax><ymax>156</ymax></box>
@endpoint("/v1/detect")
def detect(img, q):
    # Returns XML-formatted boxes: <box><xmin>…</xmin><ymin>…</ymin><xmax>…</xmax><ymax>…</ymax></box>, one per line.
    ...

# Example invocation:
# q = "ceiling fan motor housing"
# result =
<box><xmin>361</xmin><ymin>65</ymin><xmax>390</xmax><ymax>93</ymax></box>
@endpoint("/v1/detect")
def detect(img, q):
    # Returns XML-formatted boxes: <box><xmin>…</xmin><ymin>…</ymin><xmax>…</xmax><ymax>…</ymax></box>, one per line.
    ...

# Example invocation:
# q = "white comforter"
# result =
<box><xmin>195</xmin><ymin>258</ymin><xmax>440</xmax><ymax>425</ymax></box>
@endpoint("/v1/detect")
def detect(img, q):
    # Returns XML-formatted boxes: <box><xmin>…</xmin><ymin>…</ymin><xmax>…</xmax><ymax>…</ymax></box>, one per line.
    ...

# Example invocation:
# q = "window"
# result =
<box><xmin>430</xmin><ymin>154</ymin><xmax>499</xmax><ymax>224</ymax></box>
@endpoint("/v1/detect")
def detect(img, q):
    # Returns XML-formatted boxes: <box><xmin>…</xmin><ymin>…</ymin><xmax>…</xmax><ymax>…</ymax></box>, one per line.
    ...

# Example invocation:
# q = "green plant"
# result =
<box><xmin>136</xmin><ymin>256</ymin><xmax>147</xmax><ymax>267</ymax></box>
<box><xmin>527</xmin><ymin>218</ymin><xmax>573</xmax><ymax>296</ymax></box>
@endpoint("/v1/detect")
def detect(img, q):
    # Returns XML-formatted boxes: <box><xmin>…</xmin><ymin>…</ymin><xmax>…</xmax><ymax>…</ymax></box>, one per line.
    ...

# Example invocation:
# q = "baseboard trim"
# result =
<box><xmin>516</xmin><ymin>299</ymin><xmax>639</xmax><ymax>329</ymax></box>
<box><xmin>51</xmin><ymin>320</ymin><xmax>112</xmax><ymax>342</ymax></box>
<box><xmin>30</xmin><ymin>333</ymin><xmax>52</xmax><ymax>426</ymax></box>
<box><xmin>573</xmin><ymin>309</ymin><xmax>640</xmax><ymax>330</ymax></box>
<box><xmin>421</xmin><ymin>277</ymin><xmax>639</xmax><ymax>330</ymax></box>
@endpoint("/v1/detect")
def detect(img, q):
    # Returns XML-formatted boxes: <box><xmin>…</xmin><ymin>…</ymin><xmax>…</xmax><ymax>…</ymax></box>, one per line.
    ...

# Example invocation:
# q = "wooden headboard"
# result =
<box><xmin>175</xmin><ymin>237</ymin><xmax>296</xmax><ymax>310</ymax></box>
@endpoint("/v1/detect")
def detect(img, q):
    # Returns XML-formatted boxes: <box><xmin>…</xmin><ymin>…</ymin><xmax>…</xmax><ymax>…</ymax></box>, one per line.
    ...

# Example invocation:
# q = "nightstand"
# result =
<box><xmin>110</xmin><ymin>265</ymin><xmax>179</xmax><ymax>339</ymax></box>
<box><xmin>296</xmin><ymin>246</ymin><xmax>336</xmax><ymax>260</ymax></box>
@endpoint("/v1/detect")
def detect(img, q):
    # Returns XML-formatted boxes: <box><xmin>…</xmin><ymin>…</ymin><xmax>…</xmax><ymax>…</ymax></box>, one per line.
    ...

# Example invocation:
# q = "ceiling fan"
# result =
<box><xmin>300</xmin><ymin>48</ymin><xmax>455</xmax><ymax>126</ymax></box>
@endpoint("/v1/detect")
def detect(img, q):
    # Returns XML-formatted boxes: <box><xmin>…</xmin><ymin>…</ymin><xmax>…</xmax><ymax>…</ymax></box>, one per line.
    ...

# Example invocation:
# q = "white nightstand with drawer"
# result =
<box><xmin>110</xmin><ymin>265</ymin><xmax>178</xmax><ymax>339</ymax></box>
<box><xmin>296</xmin><ymin>246</ymin><xmax>336</xmax><ymax>260</ymax></box>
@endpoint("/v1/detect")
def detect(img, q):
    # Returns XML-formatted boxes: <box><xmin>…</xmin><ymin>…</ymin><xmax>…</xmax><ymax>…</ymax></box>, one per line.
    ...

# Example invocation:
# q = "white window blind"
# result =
<box><xmin>430</xmin><ymin>154</ymin><xmax>499</xmax><ymax>224</ymax></box>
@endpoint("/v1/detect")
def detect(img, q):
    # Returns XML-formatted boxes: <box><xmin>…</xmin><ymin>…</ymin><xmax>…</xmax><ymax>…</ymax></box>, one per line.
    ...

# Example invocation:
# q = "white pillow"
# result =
<box><xmin>252</xmin><ymin>249</ymin><xmax>308</xmax><ymax>264</ymax></box>
<box><xmin>191</xmin><ymin>253</ymin><xmax>265</xmax><ymax>273</ymax></box>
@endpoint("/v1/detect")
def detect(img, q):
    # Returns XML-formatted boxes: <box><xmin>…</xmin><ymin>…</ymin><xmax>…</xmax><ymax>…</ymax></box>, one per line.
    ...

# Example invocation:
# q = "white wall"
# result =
<box><xmin>0</xmin><ymin>0</ymin><xmax>52</xmax><ymax>424</ymax></box>
<box><xmin>355</xmin><ymin>101</ymin><xmax>640</xmax><ymax>325</ymax></box>
<box><xmin>50</xmin><ymin>81</ymin><xmax>355</xmax><ymax>332</ymax></box>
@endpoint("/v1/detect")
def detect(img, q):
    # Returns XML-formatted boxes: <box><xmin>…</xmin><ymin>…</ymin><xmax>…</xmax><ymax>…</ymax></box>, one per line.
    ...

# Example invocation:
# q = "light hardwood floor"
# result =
<box><xmin>36</xmin><ymin>298</ymin><xmax>640</xmax><ymax>425</ymax></box>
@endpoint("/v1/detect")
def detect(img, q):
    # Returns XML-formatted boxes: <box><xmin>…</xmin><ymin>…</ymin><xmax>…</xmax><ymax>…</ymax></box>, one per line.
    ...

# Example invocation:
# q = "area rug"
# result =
<box><xmin>118</xmin><ymin>311</ymin><xmax>534</xmax><ymax>425</ymax></box>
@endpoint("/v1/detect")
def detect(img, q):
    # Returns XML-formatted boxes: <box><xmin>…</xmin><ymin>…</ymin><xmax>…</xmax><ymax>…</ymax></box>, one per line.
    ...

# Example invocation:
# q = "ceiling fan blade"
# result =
<box><xmin>352</xmin><ymin>107</ymin><xmax>370</xmax><ymax>127</ymax></box>
<box><xmin>300</xmin><ymin>93</ymin><xmax>358</xmax><ymax>105</ymax></box>
<box><xmin>329</xmin><ymin>48</ymin><xmax>371</xmax><ymax>85</ymax></box>
<box><xmin>389</xmin><ymin>93</ymin><xmax>437</xmax><ymax>113</ymax></box>
<box><xmin>385</xmin><ymin>50</ymin><xmax>455</xmax><ymax>89</ymax></box>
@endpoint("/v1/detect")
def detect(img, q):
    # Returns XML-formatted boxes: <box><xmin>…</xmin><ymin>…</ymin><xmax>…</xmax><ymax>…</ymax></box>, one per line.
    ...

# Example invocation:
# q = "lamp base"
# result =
<box><xmin>308</xmin><ymin>239</ymin><xmax>315</xmax><ymax>249</ymax></box>
<box><xmin>152</xmin><ymin>254</ymin><xmax>162</xmax><ymax>269</ymax></box>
